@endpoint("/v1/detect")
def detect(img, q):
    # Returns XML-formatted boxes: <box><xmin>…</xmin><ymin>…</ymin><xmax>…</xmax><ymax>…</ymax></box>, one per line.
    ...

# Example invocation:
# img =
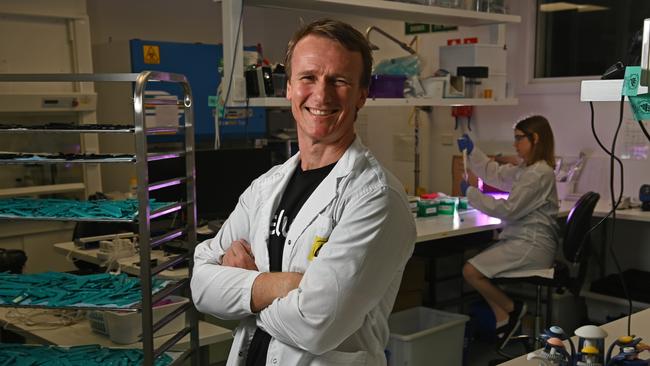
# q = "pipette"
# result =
<box><xmin>462</xmin><ymin>149</ymin><xmax>468</xmax><ymax>181</ymax></box>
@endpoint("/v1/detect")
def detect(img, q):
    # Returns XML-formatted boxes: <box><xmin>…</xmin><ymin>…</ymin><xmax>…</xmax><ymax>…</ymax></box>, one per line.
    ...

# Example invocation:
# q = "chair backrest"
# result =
<box><xmin>562</xmin><ymin>191</ymin><xmax>600</xmax><ymax>294</ymax></box>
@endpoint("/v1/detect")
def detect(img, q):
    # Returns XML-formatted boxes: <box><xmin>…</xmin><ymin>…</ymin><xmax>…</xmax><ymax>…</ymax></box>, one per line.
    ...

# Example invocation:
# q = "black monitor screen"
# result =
<box><xmin>148</xmin><ymin>148</ymin><xmax>273</xmax><ymax>221</ymax></box>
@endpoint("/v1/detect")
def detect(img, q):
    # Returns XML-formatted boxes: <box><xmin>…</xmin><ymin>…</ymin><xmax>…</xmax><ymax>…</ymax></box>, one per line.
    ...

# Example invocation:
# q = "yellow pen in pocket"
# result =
<box><xmin>308</xmin><ymin>236</ymin><xmax>328</xmax><ymax>261</ymax></box>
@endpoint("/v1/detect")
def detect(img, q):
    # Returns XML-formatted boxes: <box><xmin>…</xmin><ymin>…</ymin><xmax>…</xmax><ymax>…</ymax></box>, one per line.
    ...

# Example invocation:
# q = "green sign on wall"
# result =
<box><xmin>405</xmin><ymin>22</ymin><xmax>458</xmax><ymax>35</ymax></box>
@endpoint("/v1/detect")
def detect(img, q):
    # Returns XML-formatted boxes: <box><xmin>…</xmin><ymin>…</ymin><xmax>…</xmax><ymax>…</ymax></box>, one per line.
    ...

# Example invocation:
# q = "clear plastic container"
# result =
<box><xmin>88</xmin><ymin>295</ymin><xmax>188</xmax><ymax>344</ymax></box>
<box><xmin>387</xmin><ymin>307</ymin><xmax>469</xmax><ymax>366</ymax></box>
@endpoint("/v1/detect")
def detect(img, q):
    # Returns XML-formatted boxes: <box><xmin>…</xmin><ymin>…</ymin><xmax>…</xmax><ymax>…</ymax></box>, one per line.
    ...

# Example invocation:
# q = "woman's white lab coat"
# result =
<box><xmin>465</xmin><ymin>147</ymin><xmax>560</xmax><ymax>278</ymax></box>
<box><xmin>191</xmin><ymin>137</ymin><xmax>416</xmax><ymax>365</ymax></box>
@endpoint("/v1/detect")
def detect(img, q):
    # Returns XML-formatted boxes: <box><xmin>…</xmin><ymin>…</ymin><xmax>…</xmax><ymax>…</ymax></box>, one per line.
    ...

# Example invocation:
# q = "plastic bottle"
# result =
<box><xmin>128</xmin><ymin>177</ymin><xmax>138</xmax><ymax>199</ymax></box>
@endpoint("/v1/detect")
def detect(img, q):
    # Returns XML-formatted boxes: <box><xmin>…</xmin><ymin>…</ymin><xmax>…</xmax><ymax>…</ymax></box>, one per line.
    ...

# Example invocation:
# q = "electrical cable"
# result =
<box><xmin>584</xmin><ymin>99</ymin><xmax>632</xmax><ymax>336</ymax></box>
<box><xmin>222</xmin><ymin>5</ymin><xmax>244</xmax><ymax>110</ymax></box>
<box><xmin>215</xmin><ymin>3</ymin><xmax>245</xmax><ymax>149</ymax></box>
<box><xmin>580</xmin><ymin>103</ymin><xmax>623</xmax><ymax>247</ymax></box>
<box><xmin>608</xmin><ymin>97</ymin><xmax>632</xmax><ymax>336</ymax></box>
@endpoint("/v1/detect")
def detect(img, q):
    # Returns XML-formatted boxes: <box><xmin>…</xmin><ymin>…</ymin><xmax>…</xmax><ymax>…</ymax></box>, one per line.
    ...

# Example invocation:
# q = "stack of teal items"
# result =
<box><xmin>0</xmin><ymin>198</ymin><xmax>172</xmax><ymax>220</ymax></box>
<box><xmin>0</xmin><ymin>344</ymin><xmax>173</xmax><ymax>365</ymax></box>
<box><xmin>416</xmin><ymin>196</ymin><xmax>470</xmax><ymax>217</ymax></box>
<box><xmin>437</xmin><ymin>197</ymin><xmax>458</xmax><ymax>215</ymax></box>
<box><xmin>0</xmin><ymin>272</ymin><xmax>170</xmax><ymax>308</ymax></box>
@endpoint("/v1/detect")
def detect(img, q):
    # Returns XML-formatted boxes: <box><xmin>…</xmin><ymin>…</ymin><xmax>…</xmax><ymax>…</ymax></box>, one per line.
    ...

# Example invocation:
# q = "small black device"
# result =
<box><xmin>601</xmin><ymin>61</ymin><xmax>626</xmax><ymax>80</ymax></box>
<box><xmin>245</xmin><ymin>66</ymin><xmax>273</xmax><ymax>97</ymax></box>
<box><xmin>640</xmin><ymin>184</ymin><xmax>650</xmax><ymax>211</ymax></box>
<box><xmin>456</xmin><ymin>66</ymin><xmax>489</xmax><ymax>78</ymax></box>
<box><xmin>0</xmin><ymin>249</ymin><xmax>27</xmax><ymax>274</ymax></box>
<box><xmin>457</xmin><ymin>66</ymin><xmax>489</xmax><ymax>99</ymax></box>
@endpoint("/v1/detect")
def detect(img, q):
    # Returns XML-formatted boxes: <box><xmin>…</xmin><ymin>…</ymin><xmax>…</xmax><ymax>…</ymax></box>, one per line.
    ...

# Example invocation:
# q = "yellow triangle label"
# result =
<box><xmin>143</xmin><ymin>45</ymin><xmax>160</xmax><ymax>65</ymax></box>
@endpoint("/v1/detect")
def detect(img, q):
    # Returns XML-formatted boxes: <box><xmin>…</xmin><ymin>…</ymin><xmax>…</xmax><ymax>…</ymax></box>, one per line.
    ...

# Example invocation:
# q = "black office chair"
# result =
<box><xmin>493</xmin><ymin>191</ymin><xmax>600</xmax><ymax>356</ymax></box>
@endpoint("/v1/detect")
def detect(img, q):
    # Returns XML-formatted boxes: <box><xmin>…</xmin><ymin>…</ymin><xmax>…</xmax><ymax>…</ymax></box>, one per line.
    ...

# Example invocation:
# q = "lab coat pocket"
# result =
<box><xmin>312</xmin><ymin>350</ymin><xmax>368</xmax><ymax>365</ymax></box>
<box><xmin>289</xmin><ymin>214</ymin><xmax>333</xmax><ymax>271</ymax></box>
<box><xmin>306</xmin><ymin>214</ymin><xmax>333</xmax><ymax>262</ymax></box>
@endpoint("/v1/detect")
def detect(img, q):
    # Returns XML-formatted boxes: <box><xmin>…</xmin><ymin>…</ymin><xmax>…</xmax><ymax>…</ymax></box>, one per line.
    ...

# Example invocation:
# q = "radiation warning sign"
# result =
<box><xmin>143</xmin><ymin>45</ymin><xmax>160</xmax><ymax>64</ymax></box>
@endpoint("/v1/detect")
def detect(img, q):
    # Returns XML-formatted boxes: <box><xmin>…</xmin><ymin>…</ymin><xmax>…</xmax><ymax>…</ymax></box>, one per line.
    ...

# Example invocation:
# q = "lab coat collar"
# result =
<box><xmin>257</xmin><ymin>135</ymin><xmax>365</xmax><ymax>195</ymax></box>
<box><xmin>284</xmin><ymin>137</ymin><xmax>365</xmax><ymax>242</ymax></box>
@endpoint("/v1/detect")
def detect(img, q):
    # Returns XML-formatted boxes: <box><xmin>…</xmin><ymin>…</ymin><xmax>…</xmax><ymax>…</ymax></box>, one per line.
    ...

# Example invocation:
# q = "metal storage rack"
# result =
<box><xmin>0</xmin><ymin>71</ymin><xmax>199</xmax><ymax>366</ymax></box>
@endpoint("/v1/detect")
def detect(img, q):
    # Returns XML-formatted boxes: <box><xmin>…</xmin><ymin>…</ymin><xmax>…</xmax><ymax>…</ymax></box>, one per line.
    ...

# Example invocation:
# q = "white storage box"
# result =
<box><xmin>88</xmin><ymin>295</ymin><xmax>188</xmax><ymax>344</ymax></box>
<box><xmin>420</xmin><ymin>76</ymin><xmax>444</xmax><ymax>98</ymax></box>
<box><xmin>439</xmin><ymin>44</ymin><xmax>507</xmax><ymax>75</ymax></box>
<box><xmin>387</xmin><ymin>307</ymin><xmax>469</xmax><ymax>366</ymax></box>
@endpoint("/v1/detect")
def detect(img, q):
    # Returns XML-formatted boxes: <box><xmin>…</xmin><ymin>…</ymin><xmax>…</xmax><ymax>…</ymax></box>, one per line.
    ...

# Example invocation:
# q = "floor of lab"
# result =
<box><xmin>466</xmin><ymin>337</ymin><xmax>524</xmax><ymax>366</ymax></box>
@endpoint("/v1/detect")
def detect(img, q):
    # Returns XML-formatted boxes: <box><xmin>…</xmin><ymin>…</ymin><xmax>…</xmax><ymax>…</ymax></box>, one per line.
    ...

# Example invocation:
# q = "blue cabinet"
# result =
<box><xmin>129</xmin><ymin>39</ymin><xmax>266</xmax><ymax>142</ymax></box>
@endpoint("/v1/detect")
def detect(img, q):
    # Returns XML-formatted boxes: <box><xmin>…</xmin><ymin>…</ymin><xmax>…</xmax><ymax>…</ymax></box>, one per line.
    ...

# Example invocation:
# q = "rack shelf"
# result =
<box><xmin>0</xmin><ymin>282</ymin><xmax>181</xmax><ymax>313</ymax></box>
<box><xmin>0</xmin><ymin>151</ymin><xmax>185</xmax><ymax>164</ymax></box>
<box><xmin>0</xmin><ymin>183</ymin><xmax>86</xmax><ymax>198</ymax></box>
<box><xmin>0</xmin><ymin>201</ymin><xmax>183</xmax><ymax>223</ymax></box>
<box><xmin>0</xmin><ymin>125</ymin><xmax>183</xmax><ymax>135</ymax></box>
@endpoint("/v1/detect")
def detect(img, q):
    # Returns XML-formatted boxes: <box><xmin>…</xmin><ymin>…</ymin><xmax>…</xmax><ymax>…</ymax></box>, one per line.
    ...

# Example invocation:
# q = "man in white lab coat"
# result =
<box><xmin>191</xmin><ymin>19</ymin><xmax>416</xmax><ymax>365</ymax></box>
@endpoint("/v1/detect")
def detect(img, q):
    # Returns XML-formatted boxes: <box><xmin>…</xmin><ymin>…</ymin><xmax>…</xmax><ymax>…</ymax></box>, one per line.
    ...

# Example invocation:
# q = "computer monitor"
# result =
<box><xmin>148</xmin><ymin>148</ymin><xmax>273</xmax><ymax>222</ymax></box>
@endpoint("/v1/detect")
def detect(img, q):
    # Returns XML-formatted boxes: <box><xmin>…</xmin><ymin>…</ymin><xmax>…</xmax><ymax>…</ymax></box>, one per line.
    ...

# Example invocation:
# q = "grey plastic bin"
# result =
<box><xmin>387</xmin><ymin>307</ymin><xmax>469</xmax><ymax>366</ymax></box>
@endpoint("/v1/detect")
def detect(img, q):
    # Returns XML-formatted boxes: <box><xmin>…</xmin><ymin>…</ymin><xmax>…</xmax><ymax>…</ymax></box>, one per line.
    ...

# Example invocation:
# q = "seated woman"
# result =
<box><xmin>457</xmin><ymin>115</ymin><xmax>560</xmax><ymax>349</ymax></box>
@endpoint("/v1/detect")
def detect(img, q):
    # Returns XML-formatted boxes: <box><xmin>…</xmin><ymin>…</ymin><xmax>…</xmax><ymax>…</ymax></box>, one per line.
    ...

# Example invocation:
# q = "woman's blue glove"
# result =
<box><xmin>460</xmin><ymin>179</ymin><xmax>470</xmax><ymax>196</ymax></box>
<box><xmin>457</xmin><ymin>134</ymin><xmax>474</xmax><ymax>154</ymax></box>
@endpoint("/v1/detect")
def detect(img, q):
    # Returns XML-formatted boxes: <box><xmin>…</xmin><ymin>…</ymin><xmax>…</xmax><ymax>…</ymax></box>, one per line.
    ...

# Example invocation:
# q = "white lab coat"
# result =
<box><xmin>465</xmin><ymin>147</ymin><xmax>560</xmax><ymax>278</ymax></box>
<box><xmin>191</xmin><ymin>137</ymin><xmax>416</xmax><ymax>366</ymax></box>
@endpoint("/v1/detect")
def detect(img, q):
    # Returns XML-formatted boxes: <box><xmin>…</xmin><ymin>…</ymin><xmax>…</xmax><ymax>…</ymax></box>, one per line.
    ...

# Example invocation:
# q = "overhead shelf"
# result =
<box><xmin>247</xmin><ymin>96</ymin><xmax>518</xmax><ymax>107</ymax></box>
<box><xmin>244</xmin><ymin>0</ymin><xmax>521</xmax><ymax>26</ymax></box>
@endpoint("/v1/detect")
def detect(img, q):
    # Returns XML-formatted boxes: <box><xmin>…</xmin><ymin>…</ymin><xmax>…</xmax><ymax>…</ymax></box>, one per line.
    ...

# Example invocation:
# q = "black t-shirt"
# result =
<box><xmin>246</xmin><ymin>161</ymin><xmax>336</xmax><ymax>366</ymax></box>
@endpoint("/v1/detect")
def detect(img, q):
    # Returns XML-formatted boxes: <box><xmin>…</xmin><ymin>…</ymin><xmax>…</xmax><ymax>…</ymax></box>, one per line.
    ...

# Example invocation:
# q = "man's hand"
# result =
<box><xmin>222</xmin><ymin>239</ymin><xmax>258</xmax><ymax>270</ymax></box>
<box><xmin>251</xmin><ymin>272</ymin><xmax>303</xmax><ymax>312</ymax></box>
